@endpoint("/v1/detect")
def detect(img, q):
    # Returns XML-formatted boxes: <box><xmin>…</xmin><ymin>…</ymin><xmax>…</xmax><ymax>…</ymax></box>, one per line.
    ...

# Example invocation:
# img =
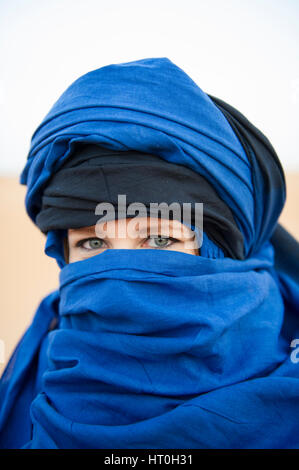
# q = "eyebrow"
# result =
<box><xmin>136</xmin><ymin>226</ymin><xmax>161</xmax><ymax>235</ymax></box>
<box><xmin>135</xmin><ymin>225</ymin><xmax>190</xmax><ymax>238</ymax></box>
<box><xmin>69</xmin><ymin>228</ymin><xmax>96</xmax><ymax>237</ymax></box>
<box><xmin>70</xmin><ymin>222</ymin><xmax>192</xmax><ymax>239</ymax></box>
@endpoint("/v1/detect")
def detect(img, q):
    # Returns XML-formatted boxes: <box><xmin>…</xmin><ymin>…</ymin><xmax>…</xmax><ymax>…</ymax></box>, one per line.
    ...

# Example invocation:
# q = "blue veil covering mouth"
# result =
<box><xmin>0</xmin><ymin>57</ymin><xmax>299</xmax><ymax>449</ymax></box>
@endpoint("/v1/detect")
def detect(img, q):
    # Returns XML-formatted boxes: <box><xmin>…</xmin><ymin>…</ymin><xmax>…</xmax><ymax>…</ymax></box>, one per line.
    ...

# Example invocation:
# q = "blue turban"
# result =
<box><xmin>0</xmin><ymin>57</ymin><xmax>298</xmax><ymax>449</ymax></box>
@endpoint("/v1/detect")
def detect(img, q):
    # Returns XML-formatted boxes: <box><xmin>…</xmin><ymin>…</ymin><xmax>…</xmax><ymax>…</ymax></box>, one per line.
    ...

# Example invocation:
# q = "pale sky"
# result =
<box><xmin>0</xmin><ymin>0</ymin><xmax>298</xmax><ymax>174</ymax></box>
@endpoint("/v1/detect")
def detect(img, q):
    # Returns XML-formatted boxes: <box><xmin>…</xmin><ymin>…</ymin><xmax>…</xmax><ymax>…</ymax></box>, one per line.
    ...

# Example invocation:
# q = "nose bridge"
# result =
<box><xmin>114</xmin><ymin>221</ymin><xmax>142</xmax><ymax>249</ymax></box>
<box><xmin>110</xmin><ymin>237</ymin><xmax>140</xmax><ymax>249</ymax></box>
<box><xmin>99</xmin><ymin>217</ymin><xmax>146</xmax><ymax>249</ymax></box>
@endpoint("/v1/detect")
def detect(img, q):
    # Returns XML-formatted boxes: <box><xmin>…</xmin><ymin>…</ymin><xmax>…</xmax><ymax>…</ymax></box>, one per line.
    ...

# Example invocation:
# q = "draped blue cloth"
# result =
<box><xmin>1</xmin><ymin>57</ymin><xmax>299</xmax><ymax>449</ymax></box>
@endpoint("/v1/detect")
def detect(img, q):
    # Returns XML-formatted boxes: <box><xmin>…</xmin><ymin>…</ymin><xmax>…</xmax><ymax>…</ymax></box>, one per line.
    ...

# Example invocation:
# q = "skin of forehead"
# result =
<box><xmin>68</xmin><ymin>217</ymin><xmax>194</xmax><ymax>240</ymax></box>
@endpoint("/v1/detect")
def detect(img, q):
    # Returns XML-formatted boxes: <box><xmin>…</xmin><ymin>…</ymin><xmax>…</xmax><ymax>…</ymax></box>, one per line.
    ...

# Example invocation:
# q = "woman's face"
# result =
<box><xmin>67</xmin><ymin>217</ymin><xmax>199</xmax><ymax>263</ymax></box>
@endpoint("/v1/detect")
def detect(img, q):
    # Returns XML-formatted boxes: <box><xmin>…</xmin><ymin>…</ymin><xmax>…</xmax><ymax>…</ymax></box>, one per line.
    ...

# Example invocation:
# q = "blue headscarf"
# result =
<box><xmin>0</xmin><ymin>57</ymin><xmax>298</xmax><ymax>449</ymax></box>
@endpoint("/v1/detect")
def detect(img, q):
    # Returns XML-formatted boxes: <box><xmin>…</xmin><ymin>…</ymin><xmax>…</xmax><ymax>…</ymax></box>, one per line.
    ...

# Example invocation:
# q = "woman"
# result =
<box><xmin>0</xmin><ymin>57</ymin><xmax>298</xmax><ymax>449</ymax></box>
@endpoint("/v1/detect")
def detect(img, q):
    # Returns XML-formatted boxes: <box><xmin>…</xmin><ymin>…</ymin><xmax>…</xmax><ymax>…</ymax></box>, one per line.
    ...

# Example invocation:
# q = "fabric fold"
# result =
<box><xmin>0</xmin><ymin>57</ymin><xmax>298</xmax><ymax>449</ymax></box>
<box><xmin>22</xmin><ymin>247</ymin><xmax>299</xmax><ymax>448</ymax></box>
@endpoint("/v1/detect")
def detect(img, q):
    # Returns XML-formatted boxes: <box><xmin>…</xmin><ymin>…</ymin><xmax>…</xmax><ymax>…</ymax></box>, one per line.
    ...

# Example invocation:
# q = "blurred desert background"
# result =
<box><xmin>0</xmin><ymin>174</ymin><xmax>298</xmax><ymax>375</ymax></box>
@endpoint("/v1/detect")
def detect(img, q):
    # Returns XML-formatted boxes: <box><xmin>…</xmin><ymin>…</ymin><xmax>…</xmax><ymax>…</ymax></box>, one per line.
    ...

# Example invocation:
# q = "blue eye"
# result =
<box><xmin>77</xmin><ymin>238</ymin><xmax>104</xmax><ymax>250</ymax></box>
<box><xmin>146</xmin><ymin>236</ymin><xmax>175</xmax><ymax>248</ymax></box>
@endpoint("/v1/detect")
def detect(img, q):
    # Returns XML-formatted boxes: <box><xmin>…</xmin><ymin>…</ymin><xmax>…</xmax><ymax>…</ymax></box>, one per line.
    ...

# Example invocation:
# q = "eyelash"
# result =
<box><xmin>75</xmin><ymin>236</ymin><xmax>180</xmax><ymax>250</ymax></box>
